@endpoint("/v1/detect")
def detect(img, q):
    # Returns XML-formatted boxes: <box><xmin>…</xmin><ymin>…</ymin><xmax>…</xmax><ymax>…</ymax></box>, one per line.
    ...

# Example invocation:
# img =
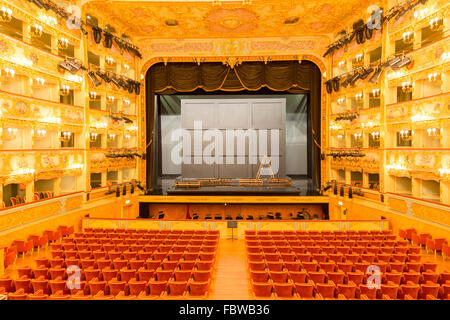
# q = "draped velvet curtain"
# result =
<box><xmin>146</xmin><ymin>60</ymin><xmax>322</xmax><ymax>191</ymax></box>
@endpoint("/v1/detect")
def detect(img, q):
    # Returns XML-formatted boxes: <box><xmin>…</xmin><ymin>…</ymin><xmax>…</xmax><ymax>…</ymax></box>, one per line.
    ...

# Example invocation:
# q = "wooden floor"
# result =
<box><xmin>4</xmin><ymin>237</ymin><xmax>450</xmax><ymax>300</ymax></box>
<box><xmin>209</xmin><ymin>239</ymin><xmax>250</xmax><ymax>300</ymax></box>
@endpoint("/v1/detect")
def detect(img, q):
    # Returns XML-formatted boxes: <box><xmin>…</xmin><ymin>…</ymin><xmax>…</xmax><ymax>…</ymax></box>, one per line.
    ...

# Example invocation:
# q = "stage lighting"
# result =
<box><xmin>359</xmin><ymin>67</ymin><xmax>374</xmax><ymax>80</ymax></box>
<box><xmin>325</xmin><ymin>80</ymin><xmax>332</xmax><ymax>94</ymax></box>
<box><xmin>341</xmin><ymin>74</ymin><xmax>352</xmax><ymax>88</ymax></box>
<box><xmin>348</xmin><ymin>187</ymin><xmax>353</xmax><ymax>198</ymax></box>
<box><xmin>134</xmin><ymin>82</ymin><xmax>141</xmax><ymax>95</ymax></box>
<box><xmin>348</xmin><ymin>71</ymin><xmax>361</xmax><ymax>85</ymax></box>
<box><xmin>332</xmin><ymin>77</ymin><xmax>340</xmax><ymax>92</ymax></box>
<box><xmin>92</xmin><ymin>26</ymin><xmax>102</xmax><ymax>44</ymax></box>
<box><xmin>87</xmin><ymin>71</ymin><xmax>102</xmax><ymax>87</ymax></box>
<box><xmin>103</xmin><ymin>31</ymin><xmax>113</xmax><ymax>48</ymax></box>
<box><xmin>368</xmin><ymin>66</ymin><xmax>383</xmax><ymax>84</ymax></box>
<box><xmin>392</xmin><ymin>56</ymin><xmax>412</xmax><ymax>70</ymax></box>
<box><xmin>96</xmin><ymin>70</ymin><xmax>111</xmax><ymax>83</ymax></box>
<box><xmin>115</xmin><ymin>187</ymin><xmax>120</xmax><ymax>197</ymax></box>
<box><xmin>333</xmin><ymin>184</ymin><xmax>338</xmax><ymax>195</ymax></box>
<box><xmin>123</xmin><ymin>184</ymin><xmax>127</xmax><ymax>196</ymax></box>
<box><xmin>340</xmin><ymin>186</ymin><xmax>344</xmax><ymax>197</ymax></box>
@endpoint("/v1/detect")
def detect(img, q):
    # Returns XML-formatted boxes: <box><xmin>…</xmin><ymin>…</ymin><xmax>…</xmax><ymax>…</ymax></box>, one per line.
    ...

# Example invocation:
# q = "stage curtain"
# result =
<box><xmin>146</xmin><ymin>60</ymin><xmax>322</xmax><ymax>190</ymax></box>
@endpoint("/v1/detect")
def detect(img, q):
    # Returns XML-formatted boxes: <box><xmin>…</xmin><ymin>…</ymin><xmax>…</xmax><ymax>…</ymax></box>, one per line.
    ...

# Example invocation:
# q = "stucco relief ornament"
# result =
<box><xmin>0</xmin><ymin>39</ymin><xmax>8</xmax><ymax>53</ymax></box>
<box><xmin>30</xmin><ymin>52</ymin><xmax>39</xmax><ymax>65</ymax></box>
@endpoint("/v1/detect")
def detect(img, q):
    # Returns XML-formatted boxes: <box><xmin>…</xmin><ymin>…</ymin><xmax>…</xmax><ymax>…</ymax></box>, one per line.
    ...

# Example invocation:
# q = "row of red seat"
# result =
<box><xmin>399</xmin><ymin>228</ymin><xmax>449</xmax><ymax>256</ymax></box>
<box><xmin>252</xmin><ymin>280</ymin><xmax>450</xmax><ymax>300</ymax></box>
<box><xmin>4</xmin><ymin>278</ymin><xmax>211</xmax><ymax>300</ymax></box>
<box><xmin>246</xmin><ymin>230</ymin><xmax>392</xmax><ymax>235</ymax></box>
<box><xmin>250</xmin><ymin>267</ymin><xmax>450</xmax><ymax>286</ymax></box>
<box><xmin>3</xmin><ymin>227</ymin><xmax>220</xmax><ymax>300</ymax></box>
<box><xmin>3</xmin><ymin>226</ymin><xmax>74</xmax><ymax>269</ymax></box>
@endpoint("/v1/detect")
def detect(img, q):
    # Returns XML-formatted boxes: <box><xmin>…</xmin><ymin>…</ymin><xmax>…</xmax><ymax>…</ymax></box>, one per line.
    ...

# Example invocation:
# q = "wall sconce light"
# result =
<box><xmin>34</xmin><ymin>129</ymin><xmax>46</xmax><ymax>139</ymax></box>
<box><xmin>371</xmin><ymin>131</ymin><xmax>380</xmax><ymax>141</ymax></box>
<box><xmin>107</xmin><ymin>133</ymin><xmax>116</xmax><ymax>142</ymax></box>
<box><xmin>89</xmin><ymin>91</ymin><xmax>97</xmax><ymax>99</ymax></box>
<box><xmin>337</xmin><ymin>134</ymin><xmax>343</xmax><ymax>140</ymax></box>
<box><xmin>33</xmin><ymin>77</ymin><xmax>45</xmax><ymax>87</ymax></box>
<box><xmin>61</xmin><ymin>131</ymin><xmax>72</xmax><ymax>142</ymax></box>
<box><xmin>123</xmin><ymin>99</ymin><xmax>130</xmax><ymax>107</ymax></box>
<box><xmin>0</xmin><ymin>7</ymin><xmax>12</xmax><ymax>22</ymax></box>
<box><xmin>43</xmin><ymin>15</ymin><xmax>57</xmax><ymax>26</ymax></box>
<box><xmin>89</xmin><ymin>132</ymin><xmax>98</xmax><ymax>142</ymax></box>
<box><xmin>399</xmin><ymin>129</ymin><xmax>412</xmax><ymax>140</ymax></box>
<box><xmin>353</xmin><ymin>132</ymin><xmax>362</xmax><ymax>140</ymax></box>
<box><xmin>107</xmin><ymin>95</ymin><xmax>115</xmax><ymax>103</ymax></box>
<box><xmin>31</xmin><ymin>24</ymin><xmax>43</xmax><ymax>37</ymax></box>
<box><xmin>2</xmin><ymin>67</ymin><xmax>15</xmax><ymax>79</ymax></box>
<box><xmin>354</xmin><ymin>93</ymin><xmax>363</xmax><ymax>101</ymax></box>
<box><xmin>439</xmin><ymin>168</ymin><xmax>450</xmax><ymax>177</ymax></box>
<box><xmin>402</xmin><ymin>31</ymin><xmax>414</xmax><ymax>44</ymax></box>
<box><xmin>337</xmin><ymin>97</ymin><xmax>346</xmax><ymax>105</ymax></box>
<box><xmin>124</xmin><ymin>134</ymin><xmax>131</xmax><ymax>140</ymax></box>
<box><xmin>60</xmin><ymin>84</ymin><xmax>70</xmax><ymax>96</ymax></box>
<box><xmin>429</xmin><ymin>17</ymin><xmax>443</xmax><ymax>31</ymax></box>
<box><xmin>4</xmin><ymin>127</ymin><xmax>18</xmax><ymax>140</ymax></box>
<box><xmin>338</xmin><ymin>60</ymin><xmax>346</xmax><ymax>68</ymax></box>
<box><xmin>123</xmin><ymin>64</ymin><xmax>130</xmax><ymax>72</ymax></box>
<box><xmin>426</xmin><ymin>128</ymin><xmax>439</xmax><ymax>137</ymax></box>
<box><xmin>355</xmin><ymin>54</ymin><xmax>363</xmax><ymax>63</ymax></box>
<box><xmin>58</xmin><ymin>37</ymin><xmax>69</xmax><ymax>50</ymax></box>
<box><xmin>401</xmin><ymin>81</ymin><xmax>413</xmax><ymax>92</ymax></box>
<box><xmin>414</xmin><ymin>8</ymin><xmax>428</xmax><ymax>19</ymax></box>
<box><xmin>372</xmin><ymin>88</ymin><xmax>380</xmax><ymax>97</ymax></box>
<box><xmin>106</xmin><ymin>57</ymin><xmax>115</xmax><ymax>66</ymax></box>
<box><xmin>427</xmin><ymin>72</ymin><xmax>440</xmax><ymax>82</ymax></box>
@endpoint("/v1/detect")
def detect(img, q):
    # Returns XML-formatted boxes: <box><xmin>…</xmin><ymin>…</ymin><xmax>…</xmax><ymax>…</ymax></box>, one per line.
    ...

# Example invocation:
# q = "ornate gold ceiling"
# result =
<box><xmin>82</xmin><ymin>0</ymin><xmax>376</xmax><ymax>40</ymax></box>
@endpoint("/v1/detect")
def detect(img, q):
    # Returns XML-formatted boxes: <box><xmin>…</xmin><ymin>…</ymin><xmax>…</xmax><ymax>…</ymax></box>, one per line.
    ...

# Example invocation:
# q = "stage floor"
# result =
<box><xmin>158</xmin><ymin>176</ymin><xmax>318</xmax><ymax>196</ymax></box>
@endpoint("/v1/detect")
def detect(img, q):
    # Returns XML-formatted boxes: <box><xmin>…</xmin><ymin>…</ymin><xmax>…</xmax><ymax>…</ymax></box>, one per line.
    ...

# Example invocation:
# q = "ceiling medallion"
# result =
<box><xmin>222</xmin><ymin>57</ymin><xmax>242</xmax><ymax>69</ymax></box>
<box><xmin>284</xmin><ymin>16</ymin><xmax>299</xmax><ymax>24</ymax></box>
<box><xmin>165</xmin><ymin>19</ymin><xmax>178</xmax><ymax>26</ymax></box>
<box><xmin>220</xmin><ymin>16</ymin><xmax>243</xmax><ymax>30</ymax></box>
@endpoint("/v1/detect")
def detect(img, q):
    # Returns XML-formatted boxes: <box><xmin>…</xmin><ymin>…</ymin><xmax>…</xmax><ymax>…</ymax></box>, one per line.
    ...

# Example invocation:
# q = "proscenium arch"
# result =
<box><xmin>139</xmin><ymin>55</ymin><xmax>327</xmax><ymax>192</ymax></box>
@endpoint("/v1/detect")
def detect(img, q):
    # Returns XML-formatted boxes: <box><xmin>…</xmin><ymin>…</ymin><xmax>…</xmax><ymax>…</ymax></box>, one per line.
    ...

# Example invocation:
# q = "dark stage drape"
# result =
<box><xmin>146</xmin><ymin>60</ymin><xmax>322</xmax><ymax>191</ymax></box>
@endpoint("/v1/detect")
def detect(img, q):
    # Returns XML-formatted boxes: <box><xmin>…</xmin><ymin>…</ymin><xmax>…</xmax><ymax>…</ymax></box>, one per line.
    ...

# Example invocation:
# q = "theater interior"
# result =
<box><xmin>0</xmin><ymin>0</ymin><xmax>449</xmax><ymax>301</ymax></box>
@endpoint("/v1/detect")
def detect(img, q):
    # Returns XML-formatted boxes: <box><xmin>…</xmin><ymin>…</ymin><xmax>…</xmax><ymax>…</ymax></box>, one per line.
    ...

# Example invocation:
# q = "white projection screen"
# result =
<box><xmin>160</xmin><ymin>97</ymin><xmax>308</xmax><ymax>178</ymax></box>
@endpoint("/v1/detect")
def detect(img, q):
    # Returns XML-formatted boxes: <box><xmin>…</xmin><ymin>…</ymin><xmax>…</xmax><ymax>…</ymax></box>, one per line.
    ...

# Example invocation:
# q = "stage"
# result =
<box><xmin>138</xmin><ymin>195</ymin><xmax>330</xmax><ymax>220</ymax></box>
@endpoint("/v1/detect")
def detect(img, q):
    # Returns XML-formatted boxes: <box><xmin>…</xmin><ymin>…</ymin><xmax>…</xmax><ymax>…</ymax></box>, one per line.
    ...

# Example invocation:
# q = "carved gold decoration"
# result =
<box><xmin>388</xmin><ymin>197</ymin><xmax>409</xmax><ymax>214</ymax></box>
<box><xmin>65</xmin><ymin>196</ymin><xmax>84</xmax><ymax>211</ymax></box>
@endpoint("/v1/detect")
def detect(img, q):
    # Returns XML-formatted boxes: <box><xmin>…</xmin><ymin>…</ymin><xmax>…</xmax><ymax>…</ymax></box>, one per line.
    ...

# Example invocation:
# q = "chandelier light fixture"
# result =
<box><xmin>89</xmin><ymin>132</ymin><xmax>98</xmax><ymax>142</ymax></box>
<box><xmin>0</xmin><ymin>7</ymin><xmax>12</xmax><ymax>22</ymax></box>
<box><xmin>61</xmin><ymin>131</ymin><xmax>72</xmax><ymax>142</ymax></box>
<box><xmin>401</xmin><ymin>81</ymin><xmax>413</xmax><ymax>92</ymax></box>
<box><xmin>426</xmin><ymin>128</ymin><xmax>439</xmax><ymax>137</ymax></box>
<box><xmin>34</xmin><ymin>128</ymin><xmax>47</xmax><ymax>139</ymax></box>
<box><xmin>89</xmin><ymin>91</ymin><xmax>97</xmax><ymax>99</ymax></box>
<box><xmin>355</xmin><ymin>54</ymin><xmax>363</xmax><ymax>63</ymax></box>
<box><xmin>429</xmin><ymin>17</ymin><xmax>443</xmax><ymax>31</ymax></box>
<box><xmin>371</xmin><ymin>131</ymin><xmax>380</xmax><ymax>141</ymax></box>
<box><xmin>60</xmin><ymin>84</ymin><xmax>70</xmax><ymax>96</ymax></box>
<box><xmin>31</xmin><ymin>24</ymin><xmax>43</xmax><ymax>37</ymax></box>
<box><xmin>399</xmin><ymin>129</ymin><xmax>412</xmax><ymax>141</ymax></box>
<box><xmin>3</xmin><ymin>67</ymin><xmax>15</xmax><ymax>79</ymax></box>
<box><xmin>427</xmin><ymin>72</ymin><xmax>440</xmax><ymax>82</ymax></box>
<box><xmin>106</xmin><ymin>57</ymin><xmax>115</xmax><ymax>66</ymax></box>
<box><xmin>4</xmin><ymin>127</ymin><xmax>18</xmax><ymax>140</ymax></box>
<box><xmin>34</xmin><ymin>77</ymin><xmax>45</xmax><ymax>87</ymax></box>
<box><xmin>58</xmin><ymin>37</ymin><xmax>69</xmax><ymax>49</ymax></box>
<box><xmin>372</xmin><ymin>88</ymin><xmax>381</xmax><ymax>97</ymax></box>
<box><xmin>402</xmin><ymin>31</ymin><xmax>414</xmax><ymax>44</ymax></box>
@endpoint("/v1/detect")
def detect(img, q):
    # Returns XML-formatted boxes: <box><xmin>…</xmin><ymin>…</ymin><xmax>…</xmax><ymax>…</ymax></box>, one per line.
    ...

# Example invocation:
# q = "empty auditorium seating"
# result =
<box><xmin>3</xmin><ymin>227</ymin><xmax>219</xmax><ymax>300</ymax></box>
<box><xmin>246</xmin><ymin>229</ymin><xmax>449</xmax><ymax>300</ymax></box>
